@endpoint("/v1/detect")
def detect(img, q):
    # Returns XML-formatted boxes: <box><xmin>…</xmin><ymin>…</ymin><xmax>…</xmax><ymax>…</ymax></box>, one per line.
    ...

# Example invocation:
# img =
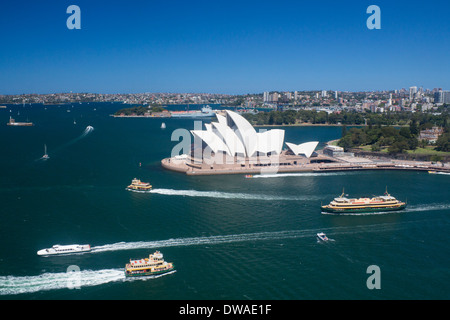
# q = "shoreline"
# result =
<box><xmin>252</xmin><ymin>123</ymin><xmax>410</xmax><ymax>128</ymax></box>
<box><xmin>253</xmin><ymin>123</ymin><xmax>345</xmax><ymax>127</ymax></box>
<box><xmin>110</xmin><ymin>114</ymin><xmax>171</xmax><ymax>118</ymax></box>
<box><xmin>161</xmin><ymin>155</ymin><xmax>450</xmax><ymax>176</ymax></box>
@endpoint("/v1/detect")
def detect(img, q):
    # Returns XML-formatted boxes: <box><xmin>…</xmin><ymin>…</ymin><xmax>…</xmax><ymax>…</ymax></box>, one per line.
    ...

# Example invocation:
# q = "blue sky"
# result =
<box><xmin>0</xmin><ymin>0</ymin><xmax>449</xmax><ymax>94</ymax></box>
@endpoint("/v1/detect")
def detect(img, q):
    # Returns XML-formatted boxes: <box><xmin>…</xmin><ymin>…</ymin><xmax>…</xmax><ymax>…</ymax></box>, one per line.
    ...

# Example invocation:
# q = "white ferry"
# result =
<box><xmin>170</xmin><ymin>105</ymin><xmax>215</xmax><ymax>118</ymax></box>
<box><xmin>37</xmin><ymin>244</ymin><xmax>91</xmax><ymax>256</ymax></box>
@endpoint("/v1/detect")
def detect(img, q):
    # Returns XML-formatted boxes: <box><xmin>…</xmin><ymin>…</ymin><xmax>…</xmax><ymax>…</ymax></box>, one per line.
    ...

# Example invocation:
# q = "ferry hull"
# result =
<box><xmin>7</xmin><ymin>123</ymin><xmax>33</xmax><ymax>126</ymax></box>
<box><xmin>171</xmin><ymin>113</ymin><xmax>214</xmax><ymax>118</ymax></box>
<box><xmin>321</xmin><ymin>203</ymin><xmax>406</xmax><ymax>214</ymax></box>
<box><xmin>37</xmin><ymin>249</ymin><xmax>91</xmax><ymax>256</ymax></box>
<box><xmin>125</xmin><ymin>187</ymin><xmax>152</xmax><ymax>193</ymax></box>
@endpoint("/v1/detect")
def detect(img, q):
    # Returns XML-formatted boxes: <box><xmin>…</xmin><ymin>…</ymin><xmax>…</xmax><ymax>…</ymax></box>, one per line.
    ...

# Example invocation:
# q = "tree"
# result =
<box><xmin>388</xmin><ymin>140</ymin><xmax>409</xmax><ymax>154</ymax></box>
<box><xmin>399</xmin><ymin>127</ymin><xmax>412</xmax><ymax>139</ymax></box>
<box><xmin>338</xmin><ymin>135</ymin><xmax>353</xmax><ymax>151</ymax></box>
<box><xmin>435</xmin><ymin>133</ymin><xmax>450</xmax><ymax>152</ymax></box>
<box><xmin>409</xmin><ymin>119</ymin><xmax>419</xmax><ymax>136</ymax></box>
<box><xmin>371</xmin><ymin>143</ymin><xmax>381</xmax><ymax>152</ymax></box>
<box><xmin>341</xmin><ymin>125</ymin><xmax>347</xmax><ymax>137</ymax></box>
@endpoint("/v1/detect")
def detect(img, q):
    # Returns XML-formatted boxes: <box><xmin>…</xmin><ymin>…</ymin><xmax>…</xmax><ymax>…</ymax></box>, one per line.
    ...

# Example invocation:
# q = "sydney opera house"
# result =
<box><xmin>162</xmin><ymin>110</ymin><xmax>339</xmax><ymax>175</ymax></box>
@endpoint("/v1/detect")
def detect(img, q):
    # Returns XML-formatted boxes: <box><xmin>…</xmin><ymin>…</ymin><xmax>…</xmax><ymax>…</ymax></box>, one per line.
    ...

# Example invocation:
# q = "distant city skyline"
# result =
<box><xmin>0</xmin><ymin>0</ymin><xmax>449</xmax><ymax>95</ymax></box>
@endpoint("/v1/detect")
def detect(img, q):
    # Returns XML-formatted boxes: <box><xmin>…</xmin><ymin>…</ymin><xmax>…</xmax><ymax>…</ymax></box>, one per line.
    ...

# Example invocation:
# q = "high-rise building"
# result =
<box><xmin>409</xmin><ymin>86</ymin><xmax>417</xmax><ymax>100</ymax></box>
<box><xmin>263</xmin><ymin>92</ymin><xmax>270</xmax><ymax>103</ymax></box>
<box><xmin>418</xmin><ymin>87</ymin><xmax>424</xmax><ymax>95</ymax></box>
<box><xmin>434</xmin><ymin>90</ymin><xmax>450</xmax><ymax>104</ymax></box>
<box><xmin>387</xmin><ymin>93</ymin><xmax>392</xmax><ymax>106</ymax></box>
<box><xmin>285</xmin><ymin>92</ymin><xmax>292</xmax><ymax>100</ymax></box>
<box><xmin>271</xmin><ymin>93</ymin><xmax>279</xmax><ymax>102</ymax></box>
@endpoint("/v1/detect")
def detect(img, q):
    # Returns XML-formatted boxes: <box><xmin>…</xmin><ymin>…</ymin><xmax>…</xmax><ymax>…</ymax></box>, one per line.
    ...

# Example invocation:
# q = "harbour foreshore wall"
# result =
<box><xmin>161</xmin><ymin>157</ymin><xmax>450</xmax><ymax>176</ymax></box>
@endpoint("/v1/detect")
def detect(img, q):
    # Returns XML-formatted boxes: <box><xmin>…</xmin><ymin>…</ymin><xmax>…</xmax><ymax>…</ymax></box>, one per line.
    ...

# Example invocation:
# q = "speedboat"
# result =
<box><xmin>37</xmin><ymin>244</ymin><xmax>91</xmax><ymax>256</ymax></box>
<box><xmin>317</xmin><ymin>232</ymin><xmax>329</xmax><ymax>241</ymax></box>
<box><xmin>245</xmin><ymin>175</ymin><xmax>253</xmax><ymax>178</ymax></box>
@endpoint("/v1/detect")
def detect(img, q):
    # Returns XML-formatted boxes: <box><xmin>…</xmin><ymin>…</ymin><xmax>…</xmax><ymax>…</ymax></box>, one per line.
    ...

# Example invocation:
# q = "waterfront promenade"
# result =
<box><xmin>161</xmin><ymin>152</ymin><xmax>450</xmax><ymax>176</ymax></box>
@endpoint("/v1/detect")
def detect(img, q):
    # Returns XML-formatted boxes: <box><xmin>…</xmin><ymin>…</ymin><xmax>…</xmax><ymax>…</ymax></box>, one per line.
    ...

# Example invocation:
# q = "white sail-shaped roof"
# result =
<box><xmin>211</xmin><ymin>121</ymin><xmax>246</xmax><ymax>156</ymax></box>
<box><xmin>225</xmin><ymin>110</ymin><xmax>258</xmax><ymax>157</ymax></box>
<box><xmin>204</xmin><ymin>123</ymin><xmax>213</xmax><ymax>132</ymax></box>
<box><xmin>285</xmin><ymin>141</ymin><xmax>319</xmax><ymax>158</ymax></box>
<box><xmin>190</xmin><ymin>130</ymin><xmax>231</xmax><ymax>156</ymax></box>
<box><xmin>215</xmin><ymin>113</ymin><xmax>228</xmax><ymax>127</ymax></box>
<box><xmin>188</xmin><ymin>110</ymin><xmax>322</xmax><ymax>160</ymax></box>
<box><xmin>256</xmin><ymin>129</ymin><xmax>285</xmax><ymax>155</ymax></box>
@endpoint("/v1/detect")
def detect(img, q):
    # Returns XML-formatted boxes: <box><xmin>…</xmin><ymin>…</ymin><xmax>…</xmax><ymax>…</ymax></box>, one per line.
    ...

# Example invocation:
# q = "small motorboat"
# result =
<box><xmin>245</xmin><ymin>175</ymin><xmax>253</xmax><ymax>178</ymax></box>
<box><xmin>317</xmin><ymin>232</ymin><xmax>329</xmax><ymax>241</ymax></box>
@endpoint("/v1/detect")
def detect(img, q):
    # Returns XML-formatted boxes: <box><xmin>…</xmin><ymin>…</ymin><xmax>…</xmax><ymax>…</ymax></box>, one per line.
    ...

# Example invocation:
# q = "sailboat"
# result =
<box><xmin>41</xmin><ymin>144</ymin><xmax>50</xmax><ymax>160</ymax></box>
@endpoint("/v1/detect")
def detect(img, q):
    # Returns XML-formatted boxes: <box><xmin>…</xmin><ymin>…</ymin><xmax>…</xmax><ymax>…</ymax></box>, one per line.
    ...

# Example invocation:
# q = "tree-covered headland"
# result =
<box><xmin>243</xmin><ymin>109</ymin><xmax>450</xmax><ymax>157</ymax></box>
<box><xmin>114</xmin><ymin>105</ymin><xmax>167</xmax><ymax>116</ymax></box>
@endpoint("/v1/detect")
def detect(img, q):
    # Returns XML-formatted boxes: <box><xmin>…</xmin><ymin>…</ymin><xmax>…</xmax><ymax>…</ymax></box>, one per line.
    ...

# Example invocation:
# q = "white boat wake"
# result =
<box><xmin>82</xmin><ymin>125</ymin><xmax>94</xmax><ymax>136</ymax></box>
<box><xmin>68</xmin><ymin>125</ymin><xmax>94</xmax><ymax>144</ymax></box>
<box><xmin>4</xmin><ymin>216</ymin><xmax>444</xmax><ymax>296</ymax></box>
<box><xmin>0</xmin><ymin>268</ymin><xmax>175</xmax><ymax>296</ymax></box>
<box><xmin>35</xmin><ymin>126</ymin><xmax>94</xmax><ymax>161</ymax></box>
<box><xmin>92</xmin><ymin>220</ymin><xmax>422</xmax><ymax>254</ymax></box>
<box><xmin>405</xmin><ymin>203</ymin><xmax>450</xmax><ymax>212</ymax></box>
<box><xmin>432</xmin><ymin>171</ymin><xmax>450</xmax><ymax>175</ymax></box>
<box><xmin>149</xmin><ymin>188</ymin><xmax>320</xmax><ymax>201</ymax></box>
<box><xmin>0</xmin><ymin>268</ymin><xmax>123</xmax><ymax>296</ymax></box>
<box><xmin>91</xmin><ymin>230</ymin><xmax>314</xmax><ymax>254</ymax></box>
<box><xmin>1</xmin><ymin>230</ymin><xmax>318</xmax><ymax>295</ymax></box>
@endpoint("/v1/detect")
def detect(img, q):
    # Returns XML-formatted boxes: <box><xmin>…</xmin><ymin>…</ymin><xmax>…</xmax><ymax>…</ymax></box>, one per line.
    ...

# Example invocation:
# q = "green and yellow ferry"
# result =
<box><xmin>126</xmin><ymin>178</ymin><xmax>152</xmax><ymax>193</ymax></box>
<box><xmin>321</xmin><ymin>188</ymin><xmax>406</xmax><ymax>214</ymax></box>
<box><xmin>125</xmin><ymin>251</ymin><xmax>174</xmax><ymax>277</ymax></box>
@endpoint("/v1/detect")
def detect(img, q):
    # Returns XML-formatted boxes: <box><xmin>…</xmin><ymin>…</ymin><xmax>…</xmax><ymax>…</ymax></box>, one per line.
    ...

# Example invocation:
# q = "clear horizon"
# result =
<box><xmin>1</xmin><ymin>0</ymin><xmax>449</xmax><ymax>95</ymax></box>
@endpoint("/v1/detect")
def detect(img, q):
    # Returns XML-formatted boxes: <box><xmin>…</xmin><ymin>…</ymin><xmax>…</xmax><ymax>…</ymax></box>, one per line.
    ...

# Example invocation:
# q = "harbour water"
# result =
<box><xmin>0</xmin><ymin>103</ymin><xmax>449</xmax><ymax>299</ymax></box>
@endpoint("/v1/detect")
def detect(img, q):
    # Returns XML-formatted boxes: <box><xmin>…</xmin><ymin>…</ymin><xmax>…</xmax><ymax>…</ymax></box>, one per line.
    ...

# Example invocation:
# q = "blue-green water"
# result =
<box><xmin>0</xmin><ymin>103</ymin><xmax>449</xmax><ymax>299</ymax></box>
